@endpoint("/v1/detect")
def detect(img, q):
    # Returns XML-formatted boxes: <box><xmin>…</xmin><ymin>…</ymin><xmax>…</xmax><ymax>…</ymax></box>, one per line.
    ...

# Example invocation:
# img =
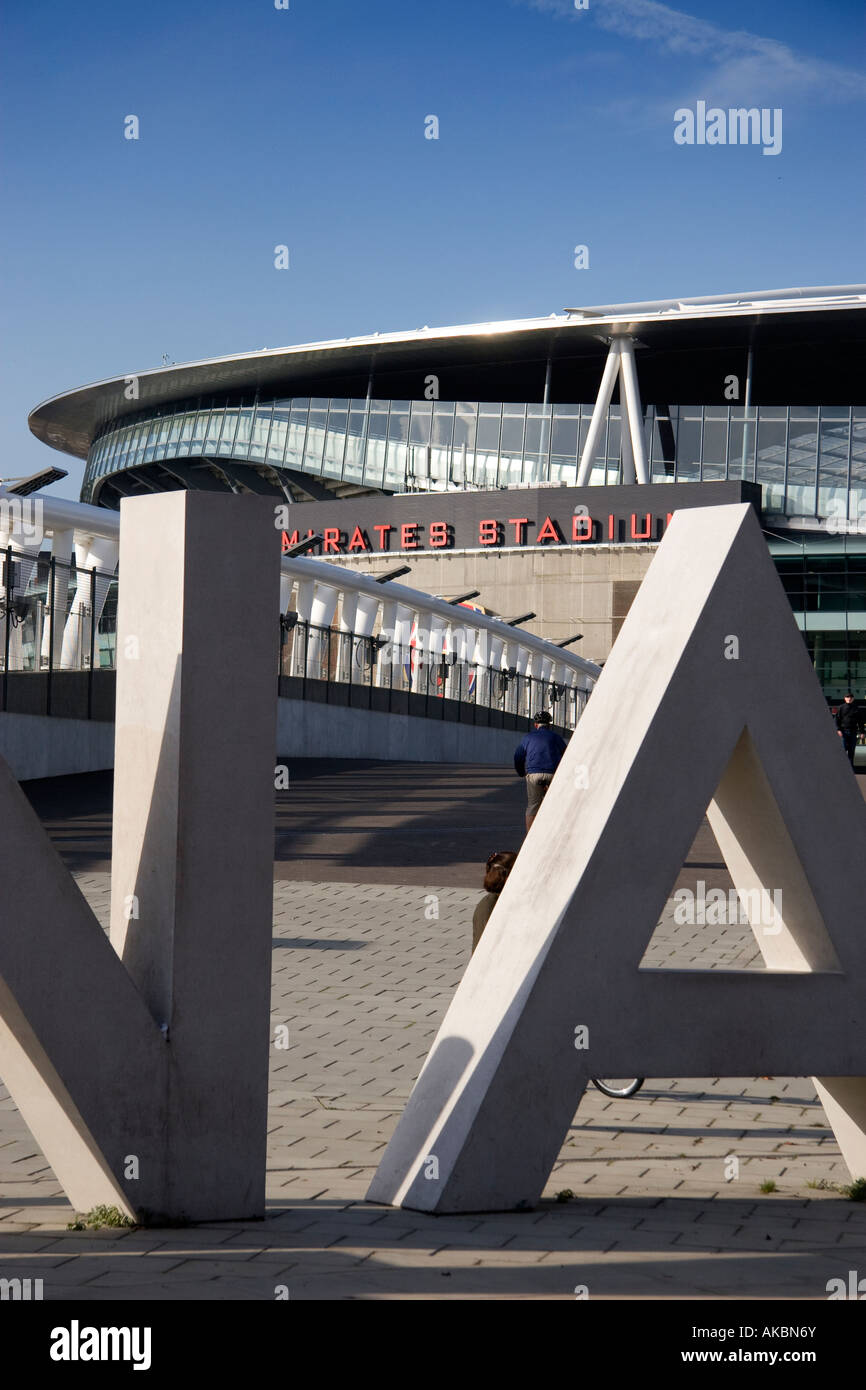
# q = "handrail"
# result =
<box><xmin>2</xmin><ymin>490</ymin><xmax>601</xmax><ymax>693</ymax></box>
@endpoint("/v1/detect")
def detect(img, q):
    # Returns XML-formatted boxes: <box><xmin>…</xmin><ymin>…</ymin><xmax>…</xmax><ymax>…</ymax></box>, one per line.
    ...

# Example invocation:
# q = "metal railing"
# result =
<box><xmin>1</xmin><ymin>497</ymin><xmax>600</xmax><ymax>727</ymax></box>
<box><xmin>279</xmin><ymin>618</ymin><xmax>584</xmax><ymax>730</ymax></box>
<box><xmin>1</xmin><ymin>547</ymin><xmax>117</xmax><ymax>716</ymax></box>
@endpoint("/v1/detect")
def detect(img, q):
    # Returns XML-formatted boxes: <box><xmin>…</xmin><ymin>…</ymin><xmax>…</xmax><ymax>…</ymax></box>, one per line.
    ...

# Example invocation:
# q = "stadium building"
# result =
<box><xmin>27</xmin><ymin>285</ymin><xmax>866</xmax><ymax>696</ymax></box>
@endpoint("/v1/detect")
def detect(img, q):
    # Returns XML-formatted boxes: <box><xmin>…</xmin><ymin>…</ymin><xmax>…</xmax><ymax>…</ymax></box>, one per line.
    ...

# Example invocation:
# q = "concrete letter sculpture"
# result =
<box><xmin>0</xmin><ymin>493</ymin><xmax>279</xmax><ymax>1222</ymax></box>
<box><xmin>368</xmin><ymin>502</ymin><xmax>866</xmax><ymax>1212</ymax></box>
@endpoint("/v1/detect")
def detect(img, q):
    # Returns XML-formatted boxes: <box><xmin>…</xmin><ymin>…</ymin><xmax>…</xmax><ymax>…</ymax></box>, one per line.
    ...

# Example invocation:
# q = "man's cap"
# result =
<box><xmin>532</xmin><ymin>710</ymin><xmax>552</xmax><ymax>724</ymax></box>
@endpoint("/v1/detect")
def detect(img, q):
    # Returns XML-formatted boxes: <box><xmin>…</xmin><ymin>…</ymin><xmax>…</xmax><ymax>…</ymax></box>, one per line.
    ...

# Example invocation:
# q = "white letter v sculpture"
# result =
<box><xmin>368</xmin><ymin>502</ymin><xmax>866</xmax><ymax>1212</ymax></box>
<box><xmin>0</xmin><ymin>493</ymin><xmax>280</xmax><ymax>1222</ymax></box>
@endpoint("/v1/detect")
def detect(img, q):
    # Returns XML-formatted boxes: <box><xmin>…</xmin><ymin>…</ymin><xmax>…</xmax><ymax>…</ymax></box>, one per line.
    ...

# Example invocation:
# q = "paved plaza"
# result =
<box><xmin>2</xmin><ymin>762</ymin><xmax>865</xmax><ymax>1300</ymax></box>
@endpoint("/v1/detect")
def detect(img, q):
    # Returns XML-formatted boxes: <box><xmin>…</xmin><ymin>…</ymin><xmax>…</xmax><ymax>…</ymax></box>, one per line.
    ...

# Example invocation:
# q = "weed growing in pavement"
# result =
<box><xmin>67</xmin><ymin>1204</ymin><xmax>136</xmax><ymax>1231</ymax></box>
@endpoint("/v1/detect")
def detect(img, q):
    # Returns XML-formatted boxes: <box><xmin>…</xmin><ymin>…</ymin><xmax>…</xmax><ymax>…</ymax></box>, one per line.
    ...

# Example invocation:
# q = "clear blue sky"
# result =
<box><xmin>2</xmin><ymin>0</ymin><xmax>864</xmax><ymax>498</ymax></box>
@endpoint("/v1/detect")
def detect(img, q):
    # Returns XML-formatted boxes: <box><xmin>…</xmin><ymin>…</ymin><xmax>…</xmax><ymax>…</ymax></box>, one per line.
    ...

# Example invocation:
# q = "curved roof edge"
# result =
<box><xmin>29</xmin><ymin>286</ymin><xmax>866</xmax><ymax>460</ymax></box>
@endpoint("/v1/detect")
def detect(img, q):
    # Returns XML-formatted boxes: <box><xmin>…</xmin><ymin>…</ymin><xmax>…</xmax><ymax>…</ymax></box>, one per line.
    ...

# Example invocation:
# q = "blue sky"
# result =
<box><xmin>2</xmin><ymin>0</ymin><xmax>864</xmax><ymax>498</ymax></box>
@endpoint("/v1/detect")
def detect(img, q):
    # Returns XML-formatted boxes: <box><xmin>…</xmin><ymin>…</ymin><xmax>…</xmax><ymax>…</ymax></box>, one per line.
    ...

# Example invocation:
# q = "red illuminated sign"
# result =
<box><xmin>282</xmin><ymin>511</ymin><xmax>676</xmax><ymax>555</ymax></box>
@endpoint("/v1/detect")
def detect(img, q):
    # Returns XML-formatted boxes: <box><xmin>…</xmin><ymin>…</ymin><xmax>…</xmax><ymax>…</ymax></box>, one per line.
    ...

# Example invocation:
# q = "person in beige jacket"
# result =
<box><xmin>471</xmin><ymin>851</ymin><xmax>517</xmax><ymax>954</ymax></box>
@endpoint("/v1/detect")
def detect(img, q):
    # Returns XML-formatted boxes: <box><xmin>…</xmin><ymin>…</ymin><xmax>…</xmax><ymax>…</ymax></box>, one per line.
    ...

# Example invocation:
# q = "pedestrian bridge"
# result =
<box><xmin>0</xmin><ymin>488</ymin><xmax>600</xmax><ymax>779</ymax></box>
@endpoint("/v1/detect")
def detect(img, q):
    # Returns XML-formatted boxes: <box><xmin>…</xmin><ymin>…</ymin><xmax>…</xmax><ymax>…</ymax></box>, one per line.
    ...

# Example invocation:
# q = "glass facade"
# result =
<box><xmin>770</xmin><ymin>538</ymin><xmax>866</xmax><ymax>699</ymax></box>
<box><xmin>82</xmin><ymin>397</ymin><xmax>866</xmax><ymax>523</ymax></box>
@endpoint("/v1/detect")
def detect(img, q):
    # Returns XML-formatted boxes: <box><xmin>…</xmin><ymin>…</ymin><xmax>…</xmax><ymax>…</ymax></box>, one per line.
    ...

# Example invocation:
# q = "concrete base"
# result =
<box><xmin>276</xmin><ymin>698</ymin><xmax>528</xmax><ymax>764</ymax></box>
<box><xmin>0</xmin><ymin>712</ymin><xmax>114</xmax><ymax>781</ymax></box>
<box><xmin>2</xmin><ymin>696</ymin><xmax>527</xmax><ymax>782</ymax></box>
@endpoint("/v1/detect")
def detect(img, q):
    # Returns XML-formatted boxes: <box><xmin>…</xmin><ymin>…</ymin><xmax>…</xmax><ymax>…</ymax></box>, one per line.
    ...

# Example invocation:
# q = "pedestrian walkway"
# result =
<box><xmin>1</xmin><ymin>874</ymin><xmax>863</xmax><ymax>1300</ymax></box>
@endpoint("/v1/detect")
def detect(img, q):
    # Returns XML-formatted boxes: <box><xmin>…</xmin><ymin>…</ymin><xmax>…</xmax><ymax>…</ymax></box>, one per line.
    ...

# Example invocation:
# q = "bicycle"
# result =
<box><xmin>591</xmin><ymin>1077</ymin><xmax>645</xmax><ymax>1098</ymax></box>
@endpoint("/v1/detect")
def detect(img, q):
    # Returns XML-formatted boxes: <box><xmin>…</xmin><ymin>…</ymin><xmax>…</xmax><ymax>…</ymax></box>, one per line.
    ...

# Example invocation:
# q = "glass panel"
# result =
<box><xmin>817</xmin><ymin>411</ymin><xmax>851</xmax><ymax>521</ymax></box>
<box><xmin>498</xmin><ymin>445</ymin><xmax>524</xmax><ymax>486</ymax></box>
<box><xmin>525</xmin><ymin>408</ymin><xmax>544</xmax><ymax>458</ymax></box>
<box><xmin>818</xmin><ymin>416</ymin><xmax>850</xmax><ymax>478</ymax></box>
<box><xmin>755</xmin><ymin>414</ymin><xmax>788</xmax><ymax>490</ymax></box>
<box><xmin>605</xmin><ymin>411</ymin><xmax>622</xmax><ymax>482</ymax></box>
<box><xmin>550</xmin><ymin>407</ymin><xmax>578</xmax><ymax>471</ymax></box>
<box><xmin>431</xmin><ymin>401</ymin><xmax>455</xmax><ymax>454</ymax></box>
<box><xmin>204</xmin><ymin>407</ymin><xmax>223</xmax><ymax>448</ymax></box>
<box><xmin>476</xmin><ymin>406</ymin><xmax>501</xmax><ymax>452</ymax></box>
<box><xmin>285</xmin><ymin>401</ymin><xmax>309</xmax><ymax>463</ymax></box>
<box><xmin>522</xmin><ymin>453</ymin><xmax>544</xmax><ymax>485</ymax></box>
<box><xmin>232</xmin><ymin>408</ymin><xmax>252</xmax><ymax>456</ymax></box>
<box><xmin>450</xmin><ymin>403</ymin><xmax>474</xmax><ymax>485</ymax></box>
<box><xmin>849</xmin><ymin>421</ymin><xmax>866</xmax><ymax>525</ymax></box>
<box><xmin>322</xmin><ymin>407</ymin><xmax>347</xmax><ymax>478</ymax></box>
<box><xmin>304</xmin><ymin>399</ymin><xmax>329</xmax><ymax>472</ymax></box>
<box><xmin>216</xmin><ymin>411</ymin><xmax>239</xmax><ymax>455</ymax></box>
<box><xmin>384</xmin><ymin>439</ymin><xmax>407</xmax><ymax>488</ymax></box>
<box><xmin>701</xmin><ymin>415</ymin><xmax>728</xmax><ymax>480</ymax></box>
<box><xmin>248</xmin><ymin>404</ymin><xmax>272</xmax><ymax>461</ymax></box>
<box><xmin>266</xmin><ymin>414</ymin><xmax>288</xmax><ymax>464</ymax></box>
<box><xmin>385</xmin><ymin>404</ymin><xmax>410</xmax><ymax>487</ymax></box>
<box><xmin>190</xmin><ymin>410</ymin><xmax>207</xmax><ymax>448</ymax></box>
<box><xmin>500</xmin><ymin>411</ymin><xmax>525</xmax><ymax>455</ymax></box>
<box><xmin>575</xmin><ymin>414</ymin><xmax>603</xmax><ymax>485</ymax></box>
<box><xmin>549</xmin><ymin>455</ymin><xmax>577</xmax><ymax>486</ymax></box>
<box><xmin>179</xmin><ymin>412</ymin><xmax>198</xmax><ymax>457</ymax></box>
<box><xmin>727</xmin><ymin>408</ymin><xmax>757</xmax><ymax>481</ymax></box>
<box><xmin>342</xmin><ymin>405</ymin><xmax>368</xmax><ymax>482</ymax></box>
<box><xmin>409</xmin><ymin>401</ymin><xmax>433</xmax><ymax>445</ymax></box>
<box><xmin>407</xmin><ymin>442</ymin><xmax>430</xmax><ymax>487</ymax></box>
<box><xmin>362</xmin><ymin>402</ymin><xmax>389</xmax><ymax>487</ymax></box>
<box><xmin>675</xmin><ymin>415</ymin><xmax>701</xmax><ymax>481</ymax></box>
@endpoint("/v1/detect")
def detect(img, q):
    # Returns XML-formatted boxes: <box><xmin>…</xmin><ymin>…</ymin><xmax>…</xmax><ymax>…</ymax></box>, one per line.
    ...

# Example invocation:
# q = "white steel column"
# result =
<box><xmin>59</xmin><ymin>536</ymin><xmax>118</xmax><ymax>670</ymax></box>
<box><xmin>337</xmin><ymin>591</ymin><xmax>359</xmax><ymax>683</ymax></box>
<box><xmin>354</xmin><ymin>591</ymin><xmax>381</xmax><ymax>686</ymax></box>
<box><xmin>577</xmin><ymin>337</ymin><xmax>648</xmax><ymax>487</ymax></box>
<box><xmin>617</xmin><ymin>337</ymin><xmax>650</xmax><ymax>484</ymax></box>
<box><xmin>308</xmin><ymin>584</ymin><xmax>339</xmax><ymax>681</ymax></box>
<box><xmin>41</xmin><ymin>528</ymin><xmax>74</xmax><ymax>666</ymax></box>
<box><xmin>354</xmin><ymin>592</ymin><xmax>380</xmax><ymax>638</ymax></box>
<box><xmin>394</xmin><ymin>604</ymin><xmax>416</xmax><ymax>688</ymax></box>
<box><xmin>376</xmin><ymin>600</ymin><xmax>397</xmax><ymax>687</ymax></box>
<box><xmin>619</xmin><ymin>404</ymin><xmax>635</xmax><ymax>485</ymax></box>
<box><xmin>576</xmin><ymin>342</ymin><xmax>620</xmax><ymax>485</ymax></box>
<box><xmin>278</xmin><ymin>573</ymin><xmax>294</xmax><ymax>616</ymax></box>
<box><xmin>425</xmin><ymin>613</ymin><xmax>447</xmax><ymax>698</ymax></box>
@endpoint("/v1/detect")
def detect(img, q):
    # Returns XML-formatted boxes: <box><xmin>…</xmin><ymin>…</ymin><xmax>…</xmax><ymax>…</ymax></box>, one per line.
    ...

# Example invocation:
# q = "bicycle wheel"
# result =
<box><xmin>591</xmin><ymin>1078</ymin><xmax>645</xmax><ymax>1098</ymax></box>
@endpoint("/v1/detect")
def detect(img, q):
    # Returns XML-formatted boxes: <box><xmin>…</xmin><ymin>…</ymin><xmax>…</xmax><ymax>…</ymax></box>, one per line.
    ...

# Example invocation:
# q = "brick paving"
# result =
<box><xmin>2</xmin><ymin>870</ymin><xmax>865</xmax><ymax>1300</ymax></box>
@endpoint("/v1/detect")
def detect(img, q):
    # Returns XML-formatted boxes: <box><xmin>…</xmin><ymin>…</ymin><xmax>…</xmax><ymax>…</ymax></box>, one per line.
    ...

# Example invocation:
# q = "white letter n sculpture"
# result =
<box><xmin>368</xmin><ymin>502</ymin><xmax>866</xmax><ymax>1213</ymax></box>
<box><xmin>0</xmin><ymin>493</ymin><xmax>279</xmax><ymax>1222</ymax></box>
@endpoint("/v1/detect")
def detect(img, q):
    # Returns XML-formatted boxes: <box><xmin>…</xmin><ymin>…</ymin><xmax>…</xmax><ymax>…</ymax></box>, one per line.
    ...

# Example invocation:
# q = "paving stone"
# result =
<box><xmin>0</xmin><ymin>872</ymin><xmax>858</xmax><ymax>1300</ymax></box>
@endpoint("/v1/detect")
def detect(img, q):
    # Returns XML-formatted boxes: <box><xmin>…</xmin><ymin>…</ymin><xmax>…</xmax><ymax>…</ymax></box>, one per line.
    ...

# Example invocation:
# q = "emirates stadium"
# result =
<box><xmin>25</xmin><ymin>285</ymin><xmax>866</xmax><ymax>696</ymax></box>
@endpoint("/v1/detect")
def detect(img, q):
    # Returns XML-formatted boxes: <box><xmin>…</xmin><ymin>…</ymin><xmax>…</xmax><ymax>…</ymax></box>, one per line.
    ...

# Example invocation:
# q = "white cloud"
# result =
<box><xmin>524</xmin><ymin>0</ymin><xmax>866</xmax><ymax>104</ymax></box>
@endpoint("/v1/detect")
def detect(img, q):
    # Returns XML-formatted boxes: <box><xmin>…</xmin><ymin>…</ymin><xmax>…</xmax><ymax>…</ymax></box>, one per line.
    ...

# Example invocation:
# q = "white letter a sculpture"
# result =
<box><xmin>0</xmin><ymin>493</ymin><xmax>279</xmax><ymax>1222</ymax></box>
<box><xmin>368</xmin><ymin>502</ymin><xmax>866</xmax><ymax>1212</ymax></box>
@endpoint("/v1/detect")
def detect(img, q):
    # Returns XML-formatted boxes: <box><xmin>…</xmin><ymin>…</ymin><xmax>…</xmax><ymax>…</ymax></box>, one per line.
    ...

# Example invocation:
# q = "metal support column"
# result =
<box><xmin>617</xmin><ymin>337</ymin><xmax>650</xmax><ymax>484</ymax></box>
<box><xmin>577</xmin><ymin>343</ymin><xmax>621</xmax><ymax>485</ymax></box>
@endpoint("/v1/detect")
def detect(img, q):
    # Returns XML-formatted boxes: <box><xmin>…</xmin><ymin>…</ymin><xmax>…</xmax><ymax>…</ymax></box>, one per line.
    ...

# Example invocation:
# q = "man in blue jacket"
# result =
<box><xmin>514</xmin><ymin>710</ymin><xmax>567</xmax><ymax>832</ymax></box>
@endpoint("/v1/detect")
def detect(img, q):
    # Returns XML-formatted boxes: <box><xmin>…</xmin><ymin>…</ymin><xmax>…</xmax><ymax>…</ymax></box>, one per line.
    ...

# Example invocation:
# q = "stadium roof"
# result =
<box><xmin>29</xmin><ymin>286</ymin><xmax>866</xmax><ymax>460</ymax></box>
